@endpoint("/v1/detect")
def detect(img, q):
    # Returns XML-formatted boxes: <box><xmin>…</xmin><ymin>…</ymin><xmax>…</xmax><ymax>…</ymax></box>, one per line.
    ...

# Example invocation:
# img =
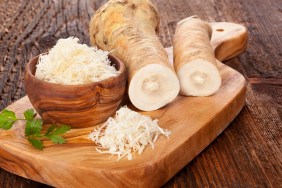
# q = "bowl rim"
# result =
<box><xmin>26</xmin><ymin>53</ymin><xmax>126</xmax><ymax>88</ymax></box>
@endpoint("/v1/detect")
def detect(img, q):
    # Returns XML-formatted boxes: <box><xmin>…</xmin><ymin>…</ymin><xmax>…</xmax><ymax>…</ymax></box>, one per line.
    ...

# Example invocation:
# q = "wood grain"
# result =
<box><xmin>0</xmin><ymin>0</ymin><xmax>281</xmax><ymax>187</ymax></box>
<box><xmin>0</xmin><ymin>22</ymin><xmax>248</xmax><ymax>187</ymax></box>
<box><xmin>211</xmin><ymin>22</ymin><xmax>248</xmax><ymax>62</ymax></box>
<box><xmin>0</xmin><ymin>49</ymin><xmax>246</xmax><ymax>187</ymax></box>
<box><xmin>24</xmin><ymin>55</ymin><xmax>126</xmax><ymax>128</ymax></box>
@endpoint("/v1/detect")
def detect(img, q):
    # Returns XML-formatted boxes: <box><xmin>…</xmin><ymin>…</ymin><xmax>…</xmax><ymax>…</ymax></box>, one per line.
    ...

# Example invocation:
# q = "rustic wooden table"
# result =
<box><xmin>0</xmin><ymin>0</ymin><xmax>281</xmax><ymax>187</ymax></box>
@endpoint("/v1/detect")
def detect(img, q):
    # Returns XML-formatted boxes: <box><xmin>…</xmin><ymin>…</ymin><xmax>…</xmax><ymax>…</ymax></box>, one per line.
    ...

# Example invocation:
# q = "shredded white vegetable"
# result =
<box><xmin>88</xmin><ymin>106</ymin><xmax>171</xmax><ymax>161</ymax></box>
<box><xmin>35</xmin><ymin>37</ymin><xmax>118</xmax><ymax>85</ymax></box>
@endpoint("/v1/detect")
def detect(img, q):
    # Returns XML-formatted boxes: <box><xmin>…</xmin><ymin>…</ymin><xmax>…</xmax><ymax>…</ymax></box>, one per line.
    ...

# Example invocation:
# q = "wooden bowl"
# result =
<box><xmin>24</xmin><ymin>54</ymin><xmax>126</xmax><ymax>128</ymax></box>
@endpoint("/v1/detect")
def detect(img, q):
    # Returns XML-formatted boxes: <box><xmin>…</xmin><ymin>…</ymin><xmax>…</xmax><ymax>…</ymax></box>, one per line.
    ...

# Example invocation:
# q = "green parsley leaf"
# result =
<box><xmin>0</xmin><ymin>109</ymin><xmax>17</xmax><ymax>130</ymax></box>
<box><xmin>44</xmin><ymin>124</ymin><xmax>56</xmax><ymax>136</ymax></box>
<box><xmin>48</xmin><ymin>135</ymin><xmax>66</xmax><ymax>144</ymax></box>
<box><xmin>1</xmin><ymin>108</ymin><xmax>71</xmax><ymax>150</ymax></box>
<box><xmin>51</xmin><ymin>125</ymin><xmax>71</xmax><ymax>135</ymax></box>
<box><xmin>25</xmin><ymin>119</ymin><xmax>43</xmax><ymax>137</ymax></box>
<box><xmin>44</xmin><ymin>125</ymin><xmax>70</xmax><ymax>145</ymax></box>
<box><xmin>24</xmin><ymin>109</ymin><xmax>36</xmax><ymax>121</ymax></box>
<box><xmin>28</xmin><ymin>138</ymin><xmax>44</xmax><ymax>150</ymax></box>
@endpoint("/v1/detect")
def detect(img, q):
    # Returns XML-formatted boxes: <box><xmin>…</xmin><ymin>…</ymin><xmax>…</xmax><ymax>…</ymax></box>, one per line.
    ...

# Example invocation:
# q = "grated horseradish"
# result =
<box><xmin>35</xmin><ymin>37</ymin><xmax>118</xmax><ymax>85</ymax></box>
<box><xmin>88</xmin><ymin>106</ymin><xmax>171</xmax><ymax>160</ymax></box>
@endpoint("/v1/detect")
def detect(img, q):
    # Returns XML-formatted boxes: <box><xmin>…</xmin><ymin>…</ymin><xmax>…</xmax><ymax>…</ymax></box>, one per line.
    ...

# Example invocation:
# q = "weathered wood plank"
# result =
<box><xmin>0</xmin><ymin>0</ymin><xmax>281</xmax><ymax>187</ymax></box>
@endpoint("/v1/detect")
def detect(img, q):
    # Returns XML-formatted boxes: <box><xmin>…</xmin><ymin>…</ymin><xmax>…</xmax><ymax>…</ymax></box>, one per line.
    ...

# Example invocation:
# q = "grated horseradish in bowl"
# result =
<box><xmin>24</xmin><ymin>37</ymin><xmax>126</xmax><ymax>128</ymax></box>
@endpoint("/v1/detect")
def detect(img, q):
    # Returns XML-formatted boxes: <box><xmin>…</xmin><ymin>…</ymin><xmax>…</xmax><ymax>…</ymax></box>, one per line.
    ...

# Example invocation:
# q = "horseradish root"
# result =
<box><xmin>173</xmin><ymin>17</ymin><xmax>221</xmax><ymax>96</ymax></box>
<box><xmin>89</xmin><ymin>0</ymin><xmax>180</xmax><ymax>111</ymax></box>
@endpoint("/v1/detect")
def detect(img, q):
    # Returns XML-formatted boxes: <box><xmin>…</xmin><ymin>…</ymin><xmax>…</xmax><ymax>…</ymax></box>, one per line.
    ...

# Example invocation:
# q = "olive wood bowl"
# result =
<box><xmin>24</xmin><ymin>55</ymin><xmax>126</xmax><ymax>128</ymax></box>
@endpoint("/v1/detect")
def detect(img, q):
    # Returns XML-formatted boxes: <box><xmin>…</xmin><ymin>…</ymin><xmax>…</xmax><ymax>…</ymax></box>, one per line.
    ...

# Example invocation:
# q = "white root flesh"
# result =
<box><xmin>129</xmin><ymin>64</ymin><xmax>180</xmax><ymax>111</ymax></box>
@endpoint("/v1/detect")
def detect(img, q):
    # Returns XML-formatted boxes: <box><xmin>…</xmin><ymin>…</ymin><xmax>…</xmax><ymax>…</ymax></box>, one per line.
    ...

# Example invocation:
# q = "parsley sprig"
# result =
<box><xmin>0</xmin><ymin>109</ymin><xmax>71</xmax><ymax>150</ymax></box>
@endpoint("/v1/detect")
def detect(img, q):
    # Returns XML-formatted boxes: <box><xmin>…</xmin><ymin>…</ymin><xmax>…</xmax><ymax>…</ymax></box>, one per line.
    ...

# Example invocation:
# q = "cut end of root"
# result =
<box><xmin>177</xmin><ymin>60</ymin><xmax>221</xmax><ymax>96</ymax></box>
<box><xmin>129</xmin><ymin>64</ymin><xmax>180</xmax><ymax>111</ymax></box>
<box><xmin>143</xmin><ymin>78</ymin><xmax>160</xmax><ymax>92</ymax></box>
<box><xmin>191</xmin><ymin>71</ymin><xmax>207</xmax><ymax>85</ymax></box>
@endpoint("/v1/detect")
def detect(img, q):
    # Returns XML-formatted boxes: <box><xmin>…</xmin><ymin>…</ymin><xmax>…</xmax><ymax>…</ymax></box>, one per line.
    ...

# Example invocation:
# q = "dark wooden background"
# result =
<box><xmin>0</xmin><ymin>0</ymin><xmax>281</xmax><ymax>187</ymax></box>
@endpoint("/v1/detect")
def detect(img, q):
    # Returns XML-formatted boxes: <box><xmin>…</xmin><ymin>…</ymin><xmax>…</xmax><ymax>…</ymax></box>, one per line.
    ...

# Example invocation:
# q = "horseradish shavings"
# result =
<box><xmin>88</xmin><ymin>106</ymin><xmax>171</xmax><ymax>161</ymax></box>
<box><xmin>35</xmin><ymin>37</ymin><xmax>118</xmax><ymax>85</ymax></box>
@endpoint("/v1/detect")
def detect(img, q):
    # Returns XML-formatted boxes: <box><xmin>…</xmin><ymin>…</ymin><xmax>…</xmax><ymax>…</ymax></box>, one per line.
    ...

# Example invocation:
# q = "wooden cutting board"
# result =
<box><xmin>0</xmin><ymin>22</ymin><xmax>247</xmax><ymax>187</ymax></box>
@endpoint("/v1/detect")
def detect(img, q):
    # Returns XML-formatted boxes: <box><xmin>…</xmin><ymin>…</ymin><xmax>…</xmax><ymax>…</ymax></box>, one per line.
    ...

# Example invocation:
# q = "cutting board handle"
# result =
<box><xmin>210</xmin><ymin>22</ymin><xmax>248</xmax><ymax>61</ymax></box>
